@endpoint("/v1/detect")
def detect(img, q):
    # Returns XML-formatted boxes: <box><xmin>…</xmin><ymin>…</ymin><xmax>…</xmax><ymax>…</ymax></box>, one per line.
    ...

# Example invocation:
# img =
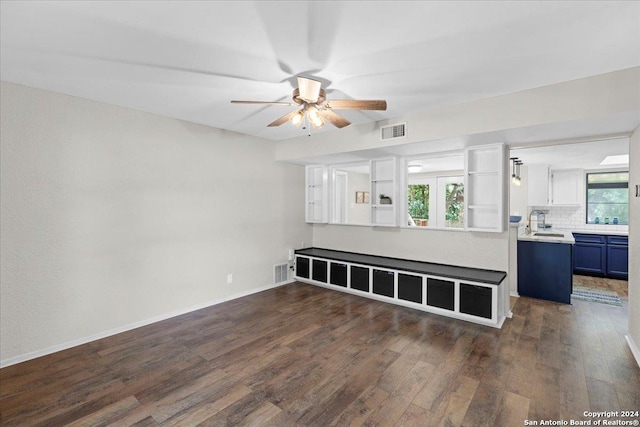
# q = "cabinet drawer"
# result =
<box><xmin>330</xmin><ymin>262</ymin><xmax>348</xmax><ymax>287</ymax></box>
<box><xmin>296</xmin><ymin>256</ymin><xmax>310</xmax><ymax>279</ymax></box>
<box><xmin>398</xmin><ymin>273</ymin><xmax>423</xmax><ymax>304</ymax></box>
<box><xmin>460</xmin><ymin>283</ymin><xmax>493</xmax><ymax>319</ymax></box>
<box><xmin>572</xmin><ymin>233</ymin><xmax>606</xmax><ymax>244</ymax></box>
<box><xmin>312</xmin><ymin>259</ymin><xmax>328</xmax><ymax>283</ymax></box>
<box><xmin>350</xmin><ymin>266</ymin><xmax>370</xmax><ymax>292</ymax></box>
<box><xmin>373</xmin><ymin>269</ymin><xmax>395</xmax><ymax>298</ymax></box>
<box><xmin>426</xmin><ymin>278</ymin><xmax>454</xmax><ymax>311</ymax></box>
<box><xmin>607</xmin><ymin>235</ymin><xmax>628</xmax><ymax>246</ymax></box>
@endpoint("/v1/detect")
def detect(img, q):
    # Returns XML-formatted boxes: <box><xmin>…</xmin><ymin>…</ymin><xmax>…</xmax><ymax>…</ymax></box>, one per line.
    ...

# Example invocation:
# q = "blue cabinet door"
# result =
<box><xmin>607</xmin><ymin>245</ymin><xmax>628</xmax><ymax>278</ymax></box>
<box><xmin>573</xmin><ymin>243</ymin><xmax>606</xmax><ymax>275</ymax></box>
<box><xmin>518</xmin><ymin>240</ymin><xmax>572</xmax><ymax>304</ymax></box>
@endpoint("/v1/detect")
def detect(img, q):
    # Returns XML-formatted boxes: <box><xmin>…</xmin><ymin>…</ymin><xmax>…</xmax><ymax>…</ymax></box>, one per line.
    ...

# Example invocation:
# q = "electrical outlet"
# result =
<box><xmin>227</xmin><ymin>274</ymin><xmax>233</xmax><ymax>284</ymax></box>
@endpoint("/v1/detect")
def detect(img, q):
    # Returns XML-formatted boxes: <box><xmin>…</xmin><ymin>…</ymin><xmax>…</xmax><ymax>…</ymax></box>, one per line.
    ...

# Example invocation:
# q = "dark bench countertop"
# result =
<box><xmin>295</xmin><ymin>248</ymin><xmax>507</xmax><ymax>286</ymax></box>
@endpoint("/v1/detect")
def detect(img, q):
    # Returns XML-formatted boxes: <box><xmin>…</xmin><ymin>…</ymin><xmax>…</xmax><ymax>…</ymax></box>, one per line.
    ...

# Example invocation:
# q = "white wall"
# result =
<box><xmin>346</xmin><ymin>171</ymin><xmax>370</xmax><ymax>225</ymax></box>
<box><xmin>510</xmin><ymin>165</ymin><xmax>528</xmax><ymax>218</ymax></box>
<box><xmin>628</xmin><ymin>125</ymin><xmax>640</xmax><ymax>366</ymax></box>
<box><xmin>0</xmin><ymin>82</ymin><xmax>311</xmax><ymax>365</ymax></box>
<box><xmin>312</xmin><ymin>226</ymin><xmax>508</xmax><ymax>272</ymax></box>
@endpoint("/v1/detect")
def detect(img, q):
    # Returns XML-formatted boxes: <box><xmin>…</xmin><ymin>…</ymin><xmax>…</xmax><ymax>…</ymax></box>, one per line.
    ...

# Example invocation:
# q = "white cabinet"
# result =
<box><xmin>464</xmin><ymin>144</ymin><xmax>506</xmax><ymax>232</ymax></box>
<box><xmin>527</xmin><ymin>165</ymin><xmax>550</xmax><ymax>206</ymax></box>
<box><xmin>305</xmin><ymin>165</ymin><xmax>328</xmax><ymax>223</ymax></box>
<box><xmin>550</xmin><ymin>169</ymin><xmax>583</xmax><ymax>206</ymax></box>
<box><xmin>370</xmin><ymin>158</ymin><xmax>398</xmax><ymax>226</ymax></box>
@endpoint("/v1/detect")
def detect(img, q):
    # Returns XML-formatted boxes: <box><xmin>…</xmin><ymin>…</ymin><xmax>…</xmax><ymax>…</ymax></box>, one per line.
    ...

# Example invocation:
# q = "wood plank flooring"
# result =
<box><xmin>1</xmin><ymin>281</ymin><xmax>638</xmax><ymax>426</ymax></box>
<box><xmin>573</xmin><ymin>274</ymin><xmax>629</xmax><ymax>297</ymax></box>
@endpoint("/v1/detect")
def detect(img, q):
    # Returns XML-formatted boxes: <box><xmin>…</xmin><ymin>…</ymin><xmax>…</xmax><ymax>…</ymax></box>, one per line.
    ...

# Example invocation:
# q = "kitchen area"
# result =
<box><xmin>508</xmin><ymin>137</ymin><xmax>630</xmax><ymax>304</ymax></box>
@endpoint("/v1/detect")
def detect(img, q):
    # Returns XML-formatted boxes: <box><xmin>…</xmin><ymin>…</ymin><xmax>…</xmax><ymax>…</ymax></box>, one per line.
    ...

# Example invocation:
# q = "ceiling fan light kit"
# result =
<box><xmin>231</xmin><ymin>76</ymin><xmax>387</xmax><ymax>131</ymax></box>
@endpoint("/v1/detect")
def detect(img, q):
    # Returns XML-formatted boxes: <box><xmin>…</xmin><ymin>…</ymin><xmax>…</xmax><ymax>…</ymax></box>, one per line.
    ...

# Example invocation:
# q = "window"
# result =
<box><xmin>406</xmin><ymin>154</ymin><xmax>465</xmax><ymax>229</ymax></box>
<box><xmin>407</xmin><ymin>175</ymin><xmax>464</xmax><ymax>228</ymax></box>
<box><xmin>586</xmin><ymin>171</ymin><xmax>628</xmax><ymax>225</ymax></box>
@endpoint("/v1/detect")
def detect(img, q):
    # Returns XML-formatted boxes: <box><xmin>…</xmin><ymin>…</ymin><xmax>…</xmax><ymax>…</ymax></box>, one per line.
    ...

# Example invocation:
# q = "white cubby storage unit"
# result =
<box><xmin>464</xmin><ymin>144</ymin><xmax>506</xmax><ymax>232</ymax></box>
<box><xmin>370</xmin><ymin>157</ymin><xmax>398</xmax><ymax>226</ymax></box>
<box><xmin>294</xmin><ymin>249</ymin><xmax>507</xmax><ymax>328</ymax></box>
<box><xmin>305</xmin><ymin>165</ymin><xmax>328</xmax><ymax>223</ymax></box>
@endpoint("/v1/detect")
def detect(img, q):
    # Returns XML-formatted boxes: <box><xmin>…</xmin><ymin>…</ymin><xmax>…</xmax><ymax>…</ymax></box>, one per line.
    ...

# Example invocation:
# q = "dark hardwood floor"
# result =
<box><xmin>1</xmin><ymin>281</ymin><xmax>638</xmax><ymax>426</ymax></box>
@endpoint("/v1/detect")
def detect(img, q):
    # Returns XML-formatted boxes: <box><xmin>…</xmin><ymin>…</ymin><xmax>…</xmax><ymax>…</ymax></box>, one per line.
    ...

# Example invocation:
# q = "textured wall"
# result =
<box><xmin>0</xmin><ymin>82</ymin><xmax>311</xmax><ymax>364</ymax></box>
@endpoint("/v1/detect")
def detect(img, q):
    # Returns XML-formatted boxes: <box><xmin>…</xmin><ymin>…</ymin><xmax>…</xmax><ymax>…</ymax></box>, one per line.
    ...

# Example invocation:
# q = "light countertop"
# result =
<box><xmin>518</xmin><ymin>229</ymin><xmax>575</xmax><ymax>244</ymax></box>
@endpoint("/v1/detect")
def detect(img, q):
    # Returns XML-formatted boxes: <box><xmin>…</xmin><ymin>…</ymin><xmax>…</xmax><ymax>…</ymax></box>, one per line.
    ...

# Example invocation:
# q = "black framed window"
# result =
<box><xmin>586</xmin><ymin>171</ymin><xmax>628</xmax><ymax>225</ymax></box>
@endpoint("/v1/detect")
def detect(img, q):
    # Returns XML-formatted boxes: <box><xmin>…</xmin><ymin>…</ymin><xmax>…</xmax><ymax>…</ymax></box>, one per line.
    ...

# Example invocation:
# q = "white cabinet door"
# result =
<box><xmin>464</xmin><ymin>143</ymin><xmax>506</xmax><ymax>232</ymax></box>
<box><xmin>550</xmin><ymin>169</ymin><xmax>583</xmax><ymax>206</ymax></box>
<box><xmin>527</xmin><ymin>165</ymin><xmax>550</xmax><ymax>206</ymax></box>
<box><xmin>305</xmin><ymin>165</ymin><xmax>328</xmax><ymax>223</ymax></box>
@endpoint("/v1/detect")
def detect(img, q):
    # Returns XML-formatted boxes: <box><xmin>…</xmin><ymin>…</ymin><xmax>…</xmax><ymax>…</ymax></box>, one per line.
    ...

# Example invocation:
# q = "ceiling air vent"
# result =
<box><xmin>380</xmin><ymin>123</ymin><xmax>407</xmax><ymax>141</ymax></box>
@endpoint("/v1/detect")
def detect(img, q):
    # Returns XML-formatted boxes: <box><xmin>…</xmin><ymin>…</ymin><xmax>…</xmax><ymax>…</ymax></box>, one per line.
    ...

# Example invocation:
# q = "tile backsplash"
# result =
<box><xmin>528</xmin><ymin>205</ymin><xmax>629</xmax><ymax>232</ymax></box>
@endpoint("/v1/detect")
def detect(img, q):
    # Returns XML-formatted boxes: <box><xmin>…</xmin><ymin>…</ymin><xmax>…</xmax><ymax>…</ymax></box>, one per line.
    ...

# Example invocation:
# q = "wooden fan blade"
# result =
<box><xmin>320</xmin><ymin>110</ymin><xmax>351</xmax><ymax>128</ymax></box>
<box><xmin>297</xmin><ymin>76</ymin><xmax>322</xmax><ymax>103</ymax></box>
<box><xmin>267</xmin><ymin>110</ymin><xmax>299</xmax><ymax>127</ymax></box>
<box><xmin>231</xmin><ymin>100</ymin><xmax>292</xmax><ymax>106</ymax></box>
<box><xmin>325</xmin><ymin>99</ymin><xmax>387</xmax><ymax>110</ymax></box>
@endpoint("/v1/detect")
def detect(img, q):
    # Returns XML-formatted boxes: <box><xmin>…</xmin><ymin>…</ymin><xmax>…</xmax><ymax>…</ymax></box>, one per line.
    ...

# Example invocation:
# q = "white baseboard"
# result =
<box><xmin>0</xmin><ymin>279</ymin><xmax>295</xmax><ymax>368</ymax></box>
<box><xmin>626</xmin><ymin>335</ymin><xmax>640</xmax><ymax>368</ymax></box>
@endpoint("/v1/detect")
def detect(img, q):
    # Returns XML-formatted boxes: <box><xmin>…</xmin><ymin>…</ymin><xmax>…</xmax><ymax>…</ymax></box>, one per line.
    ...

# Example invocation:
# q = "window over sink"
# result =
<box><xmin>586</xmin><ymin>171</ymin><xmax>629</xmax><ymax>225</ymax></box>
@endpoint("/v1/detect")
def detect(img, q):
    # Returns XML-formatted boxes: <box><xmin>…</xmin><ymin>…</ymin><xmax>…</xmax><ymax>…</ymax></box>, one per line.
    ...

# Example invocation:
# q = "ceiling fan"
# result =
<box><xmin>231</xmin><ymin>76</ymin><xmax>387</xmax><ymax>129</ymax></box>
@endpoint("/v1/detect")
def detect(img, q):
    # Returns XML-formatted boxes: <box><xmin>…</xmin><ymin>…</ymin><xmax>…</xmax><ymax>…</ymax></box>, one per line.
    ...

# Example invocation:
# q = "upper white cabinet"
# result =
<box><xmin>370</xmin><ymin>157</ymin><xmax>398</xmax><ymax>226</ymax></box>
<box><xmin>550</xmin><ymin>169</ymin><xmax>583</xmax><ymax>206</ymax></box>
<box><xmin>526</xmin><ymin>166</ymin><xmax>583</xmax><ymax>207</ymax></box>
<box><xmin>305</xmin><ymin>165</ymin><xmax>328</xmax><ymax>223</ymax></box>
<box><xmin>464</xmin><ymin>144</ymin><xmax>506</xmax><ymax>232</ymax></box>
<box><xmin>527</xmin><ymin>165</ymin><xmax>550</xmax><ymax>206</ymax></box>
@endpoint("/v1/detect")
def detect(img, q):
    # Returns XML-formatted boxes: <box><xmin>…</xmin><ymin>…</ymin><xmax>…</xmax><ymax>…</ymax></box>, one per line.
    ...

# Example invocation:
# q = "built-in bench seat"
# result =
<box><xmin>294</xmin><ymin>248</ymin><xmax>509</xmax><ymax>328</ymax></box>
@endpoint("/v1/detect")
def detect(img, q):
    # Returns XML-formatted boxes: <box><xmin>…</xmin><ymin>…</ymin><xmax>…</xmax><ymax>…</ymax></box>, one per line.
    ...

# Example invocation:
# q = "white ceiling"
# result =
<box><xmin>512</xmin><ymin>137</ymin><xmax>630</xmax><ymax>170</ymax></box>
<box><xmin>1</xmin><ymin>1</ymin><xmax>639</xmax><ymax>143</ymax></box>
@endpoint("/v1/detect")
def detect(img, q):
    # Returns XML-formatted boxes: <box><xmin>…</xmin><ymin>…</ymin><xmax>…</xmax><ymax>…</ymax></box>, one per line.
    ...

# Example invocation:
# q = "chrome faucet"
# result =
<box><xmin>526</xmin><ymin>210</ymin><xmax>546</xmax><ymax>234</ymax></box>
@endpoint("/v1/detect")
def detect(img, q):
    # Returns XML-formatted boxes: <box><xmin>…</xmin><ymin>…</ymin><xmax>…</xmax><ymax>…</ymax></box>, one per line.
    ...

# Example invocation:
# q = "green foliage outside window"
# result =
<box><xmin>445</xmin><ymin>183</ymin><xmax>464</xmax><ymax>228</ymax></box>
<box><xmin>408</xmin><ymin>185</ymin><xmax>429</xmax><ymax>221</ymax></box>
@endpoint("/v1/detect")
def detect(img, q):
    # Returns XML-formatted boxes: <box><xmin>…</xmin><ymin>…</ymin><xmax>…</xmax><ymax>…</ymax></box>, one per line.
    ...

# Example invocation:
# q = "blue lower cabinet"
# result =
<box><xmin>572</xmin><ymin>233</ymin><xmax>628</xmax><ymax>279</ymax></box>
<box><xmin>573</xmin><ymin>243</ymin><xmax>606</xmax><ymax>275</ymax></box>
<box><xmin>518</xmin><ymin>240</ymin><xmax>572</xmax><ymax>304</ymax></box>
<box><xmin>607</xmin><ymin>244</ymin><xmax>628</xmax><ymax>278</ymax></box>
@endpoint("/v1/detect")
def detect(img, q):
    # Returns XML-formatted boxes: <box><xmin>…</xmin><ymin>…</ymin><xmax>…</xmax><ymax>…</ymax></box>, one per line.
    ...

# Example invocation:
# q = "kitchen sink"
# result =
<box><xmin>533</xmin><ymin>232</ymin><xmax>565</xmax><ymax>237</ymax></box>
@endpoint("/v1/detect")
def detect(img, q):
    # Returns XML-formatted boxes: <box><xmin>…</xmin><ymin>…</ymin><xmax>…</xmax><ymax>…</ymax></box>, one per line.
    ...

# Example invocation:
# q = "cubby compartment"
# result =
<box><xmin>398</xmin><ymin>273</ymin><xmax>423</xmax><ymax>304</ymax></box>
<box><xmin>373</xmin><ymin>269</ymin><xmax>395</xmax><ymax>297</ymax></box>
<box><xmin>296</xmin><ymin>256</ymin><xmax>310</xmax><ymax>279</ymax></box>
<box><xmin>350</xmin><ymin>266</ymin><xmax>370</xmax><ymax>292</ymax></box>
<box><xmin>427</xmin><ymin>278</ymin><xmax>454</xmax><ymax>311</ymax></box>
<box><xmin>460</xmin><ymin>283</ymin><xmax>492</xmax><ymax>319</ymax></box>
<box><xmin>330</xmin><ymin>262</ymin><xmax>348</xmax><ymax>287</ymax></box>
<box><xmin>312</xmin><ymin>259</ymin><xmax>328</xmax><ymax>283</ymax></box>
